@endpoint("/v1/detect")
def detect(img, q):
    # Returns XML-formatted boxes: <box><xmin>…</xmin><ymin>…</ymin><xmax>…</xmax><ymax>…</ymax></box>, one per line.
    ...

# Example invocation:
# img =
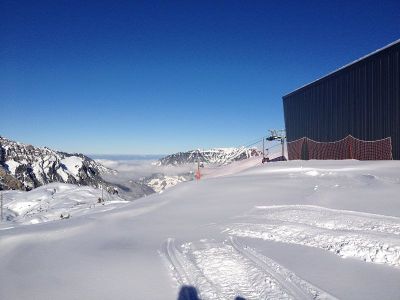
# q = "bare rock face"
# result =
<box><xmin>0</xmin><ymin>165</ymin><xmax>24</xmax><ymax>190</ymax></box>
<box><xmin>157</xmin><ymin>147</ymin><xmax>261</xmax><ymax>166</ymax></box>
<box><xmin>0</xmin><ymin>136</ymin><xmax>115</xmax><ymax>191</ymax></box>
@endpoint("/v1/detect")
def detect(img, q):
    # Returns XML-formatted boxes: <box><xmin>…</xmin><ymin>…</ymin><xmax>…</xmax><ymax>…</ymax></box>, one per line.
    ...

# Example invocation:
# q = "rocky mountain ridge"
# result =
<box><xmin>156</xmin><ymin>147</ymin><xmax>261</xmax><ymax>166</ymax></box>
<box><xmin>0</xmin><ymin>136</ymin><xmax>114</xmax><ymax>191</ymax></box>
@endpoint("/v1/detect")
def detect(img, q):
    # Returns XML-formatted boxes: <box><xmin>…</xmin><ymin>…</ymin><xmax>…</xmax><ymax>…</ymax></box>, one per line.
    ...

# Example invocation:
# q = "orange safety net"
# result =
<box><xmin>287</xmin><ymin>135</ymin><xmax>392</xmax><ymax>160</ymax></box>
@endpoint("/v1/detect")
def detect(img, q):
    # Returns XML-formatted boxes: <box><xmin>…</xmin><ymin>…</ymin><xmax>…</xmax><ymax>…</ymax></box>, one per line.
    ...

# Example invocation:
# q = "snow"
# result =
<box><xmin>4</xmin><ymin>160</ymin><xmax>20</xmax><ymax>174</ymax></box>
<box><xmin>61</xmin><ymin>156</ymin><xmax>84</xmax><ymax>177</ymax></box>
<box><xmin>57</xmin><ymin>167</ymin><xmax>70</xmax><ymax>182</ymax></box>
<box><xmin>0</xmin><ymin>136</ymin><xmax>113</xmax><ymax>190</ymax></box>
<box><xmin>146</xmin><ymin>175</ymin><xmax>190</xmax><ymax>193</ymax></box>
<box><xmin>1</xmin><ymin>183</ymin><xmax>129</xmax><ymax>225</ymax></box>
<box><xmin>157</xmin><ymin>146</ymin><xmax>260</xmax><ymax>166</ymax></box>
<box><xmin>32</xmin><ymin>161</ymin><xmax>45</xmax><ymax>184</ymax></box>
<box><xmin>201</xmin><ymin>156</ymin><xmax>262</xmax><ymax>178</ymax></box>
<box><xmin>1</xmin><ymin>159</ymin><xmax>400</xmax><ymax>299</ymax></box>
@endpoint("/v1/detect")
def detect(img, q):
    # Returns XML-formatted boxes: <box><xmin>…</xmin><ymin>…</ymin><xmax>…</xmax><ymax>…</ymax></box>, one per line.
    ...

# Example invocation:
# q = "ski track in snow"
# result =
<box><xmin>247</xmin><ymin>205</ymin><xmax>400</xmax><ymax>236</ymax></box>
<box><xmin>162</xmin><ymin>238</ymin><xmax>336</xmax><ymax>300</ymax></box>
<box><xmin>162</xmin><ymin>238</ymin><xmax>222</xmax><ymax>299</ymax></box>
<box><xmin>229</xmin><ymin>237</ymin><xmax>337</xmax><ymax>300</ymax></box>
<box><xmin>227</xmin><ymin>205</ymin><xmax>400</xmax><ymax>268</ymax></box>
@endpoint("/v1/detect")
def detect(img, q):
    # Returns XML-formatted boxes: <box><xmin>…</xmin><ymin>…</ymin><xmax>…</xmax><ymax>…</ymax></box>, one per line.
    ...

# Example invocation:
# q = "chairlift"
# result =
<box><xmin>263</xmin><ymin>129</ymin><xmax>287</xmax><ymax>162</ymax></box>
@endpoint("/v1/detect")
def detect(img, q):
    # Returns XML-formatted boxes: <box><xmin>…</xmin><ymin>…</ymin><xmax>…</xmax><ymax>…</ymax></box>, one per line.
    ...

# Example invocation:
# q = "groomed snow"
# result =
<box><xmin>1</xmin><ymin>159</ymin><xmax>400</xmax><ymax>299</ymax></box>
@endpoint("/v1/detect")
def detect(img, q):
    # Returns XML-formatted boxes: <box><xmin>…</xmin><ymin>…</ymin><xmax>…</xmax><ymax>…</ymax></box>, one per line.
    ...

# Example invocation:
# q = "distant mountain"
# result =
<box><xmin>0</xmin><ymin>136</ymin><xmax>114</xmax><ymax>191</ymax></box>
<box><xmin>139</xmin><ymin>173</ymin><xmax>193</xmax><ymax>193</ymax></box>
<box><xmin>156</xmin><ymin>147</ymin><xmax>261</xmax><ymax>166</ymax></box>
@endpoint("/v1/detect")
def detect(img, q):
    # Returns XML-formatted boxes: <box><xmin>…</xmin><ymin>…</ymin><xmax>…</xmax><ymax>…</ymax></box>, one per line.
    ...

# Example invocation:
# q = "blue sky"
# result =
<box><xmin>1</xmin><ymin>1</ymin><xmax>399</xmax><ymax>154</ymax></box>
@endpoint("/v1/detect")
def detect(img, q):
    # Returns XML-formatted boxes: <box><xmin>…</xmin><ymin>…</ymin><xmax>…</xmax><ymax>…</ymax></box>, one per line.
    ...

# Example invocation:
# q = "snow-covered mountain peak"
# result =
<box><xmin>156</xmin><ymin>147</ymin><xmax>261</xmax><ymax>166</ymax></box>
<box><xmin>0</xmin><ymin>136</ymin><xmax>114</xmax><ymax>191</ymax></box>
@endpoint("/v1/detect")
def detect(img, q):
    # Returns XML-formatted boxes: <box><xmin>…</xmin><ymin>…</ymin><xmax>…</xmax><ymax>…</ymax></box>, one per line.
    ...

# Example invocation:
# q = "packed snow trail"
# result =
<box><xmin>229</xmin><ymin>237</ymin><xmax>337</xmax><ymax>300</ymax></box>
<box><xmin>162</xmin><ymin>238</ymin><xmax>221</xmax><ymax>299</ymax></box>
<box><xmin>162</xmin><ymin>238</ymin><xmax>337</xmax><ymax>300</ymax></box>
<box><xmin>227</xmin><ymin>205</ymin><xmax>400</xmax><ymax>267</ymax></box>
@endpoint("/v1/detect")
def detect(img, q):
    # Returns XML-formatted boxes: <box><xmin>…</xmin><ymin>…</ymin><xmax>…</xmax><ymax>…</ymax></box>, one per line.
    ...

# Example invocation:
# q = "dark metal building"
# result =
<box><xmin>283</xmin><ymin>39</ymin><xmax>400</xmax><ymax>159</ymax></box>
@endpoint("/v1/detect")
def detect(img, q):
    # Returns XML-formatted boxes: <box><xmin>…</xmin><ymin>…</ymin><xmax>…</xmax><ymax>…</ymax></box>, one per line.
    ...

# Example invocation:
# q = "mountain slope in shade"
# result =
<box><xmin>157</xmin><ymin>147</ymin><xmax>261</xmax><ymax>166</ymax></box>
<box><xmin>0</xmin><ymin>136</ymin><xmax>114</xmax><ymax>191</ymax></box>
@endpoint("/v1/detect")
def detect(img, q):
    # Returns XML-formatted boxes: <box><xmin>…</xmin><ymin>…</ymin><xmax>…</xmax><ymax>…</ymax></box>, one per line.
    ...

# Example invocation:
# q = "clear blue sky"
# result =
<box><xmin>1</xmin><ymin>0</ymin><xmax>399</xmax><ymax>154</ymax></box>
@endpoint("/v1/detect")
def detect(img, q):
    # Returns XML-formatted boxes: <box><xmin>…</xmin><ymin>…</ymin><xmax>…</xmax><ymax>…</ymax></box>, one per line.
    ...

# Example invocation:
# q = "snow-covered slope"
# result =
<box><xmin>1</xmin><ymin>183</ymin><xmax>128</xmax><ymax>225</ymax></box>
<box><xmin>0</xmin><ymin>136</ymin><xmax>114</xmax><ymax>191</ymax></box>
<box><xmin>157</xmin><ymin>147</ymin><xmax>261</xmax><ymax>166</ymax></box>
<box><xmin>1</xmin><ymin>160</ymin><xmax>400</xmax><ymax>299</ymax></box>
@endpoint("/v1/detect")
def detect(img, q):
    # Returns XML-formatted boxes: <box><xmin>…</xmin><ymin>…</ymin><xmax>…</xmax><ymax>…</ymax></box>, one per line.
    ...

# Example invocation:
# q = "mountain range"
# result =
<box><xmin>156</xmin><ymin>147</ymin><xmax>261</xmax><ymax>166</ymax></box>
<box><xmin>0</xmin><ymin>136</ymin><xmax>261</xmax><ymax>196</ymax></box>
<box><xmin>0</xmin><ymin>136</ymin><xmax>114</xmax><ymax>191</ymax></box>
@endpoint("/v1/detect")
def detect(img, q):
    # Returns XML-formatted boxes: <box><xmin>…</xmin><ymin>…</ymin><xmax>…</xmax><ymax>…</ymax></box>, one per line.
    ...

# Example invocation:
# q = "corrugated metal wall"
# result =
<box><xmin>283</xmin><ymin>41</ymin><xmax>400</xmax><ymax>159</ymax></box>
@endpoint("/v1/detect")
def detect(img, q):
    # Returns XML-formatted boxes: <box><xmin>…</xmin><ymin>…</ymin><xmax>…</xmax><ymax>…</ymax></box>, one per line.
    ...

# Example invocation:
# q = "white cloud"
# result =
<box><xmin>96</xmin><ymin>159</ymin><xmax>194</xmax><ymax>180</ymax></box>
